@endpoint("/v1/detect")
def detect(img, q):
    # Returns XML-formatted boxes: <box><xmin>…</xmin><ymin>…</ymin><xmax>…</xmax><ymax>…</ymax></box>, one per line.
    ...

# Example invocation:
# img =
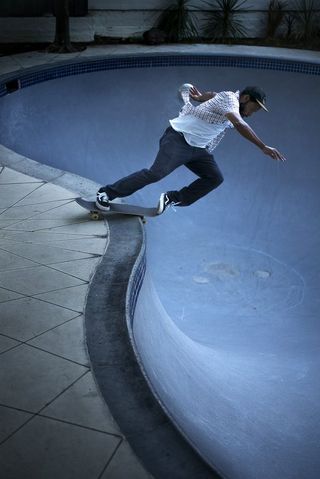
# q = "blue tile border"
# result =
<box><xmin>127</xmin><ymin>248</ymin><xmax>146</xmax><ymax>326</ymax></box>
<box><xmin>126</xmin><ymin>227</ymin><xmax>147</xmax><ymax>329</ymax></box>
<box><xmin>1</xmin><ymin>54</ymin><xmax>320</xmax><ymax>97</ymax></box>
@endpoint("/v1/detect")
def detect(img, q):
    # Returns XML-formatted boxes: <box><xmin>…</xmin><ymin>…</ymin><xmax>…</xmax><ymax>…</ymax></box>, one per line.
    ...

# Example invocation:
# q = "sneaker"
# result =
<box><xmin>157</xmin><ymin>193</ymin><xmax>181</xmax><ymax>214</ymax></box>
<box><xmin>96</xmin><ymin>189</ymin><xmax>111</xmax><ymax>211</ymax></box>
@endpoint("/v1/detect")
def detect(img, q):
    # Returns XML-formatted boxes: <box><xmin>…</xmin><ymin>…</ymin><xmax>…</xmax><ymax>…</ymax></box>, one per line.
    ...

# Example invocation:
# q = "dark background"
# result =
<box><xmin>0</xmin><ymin>0</ymin><xmax>88</xmax><ymax>17</ymax></box>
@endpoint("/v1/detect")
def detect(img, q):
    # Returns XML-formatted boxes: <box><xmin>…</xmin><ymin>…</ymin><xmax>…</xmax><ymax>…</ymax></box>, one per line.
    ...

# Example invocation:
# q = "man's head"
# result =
<box><xmin>239</xmin><ymin>86</ymin><xmax>268</xmax><ymax>117</ymax></box>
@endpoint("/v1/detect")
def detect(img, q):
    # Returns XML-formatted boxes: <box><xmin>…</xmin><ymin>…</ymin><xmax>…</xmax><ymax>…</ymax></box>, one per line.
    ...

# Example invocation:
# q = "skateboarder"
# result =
<box><xmin>96</xmin><ymin>84</ymin><xmax>286</xmax><ymax>214</ymax></box>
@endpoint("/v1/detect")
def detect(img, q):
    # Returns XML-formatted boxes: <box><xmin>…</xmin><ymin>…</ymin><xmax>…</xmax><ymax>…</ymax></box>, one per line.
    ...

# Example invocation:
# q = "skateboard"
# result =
<box><xmin>75</xmin><ymin>197</ymin><xmax>159</xmax><ymax>221</ymax></box>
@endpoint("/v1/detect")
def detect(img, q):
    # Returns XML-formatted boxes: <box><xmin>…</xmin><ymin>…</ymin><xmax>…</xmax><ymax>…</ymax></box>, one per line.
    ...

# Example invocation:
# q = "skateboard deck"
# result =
<box><xmin>75</xmin><ymin>197</ymin><xmax>159</xmax><ymax>220</ymax></box>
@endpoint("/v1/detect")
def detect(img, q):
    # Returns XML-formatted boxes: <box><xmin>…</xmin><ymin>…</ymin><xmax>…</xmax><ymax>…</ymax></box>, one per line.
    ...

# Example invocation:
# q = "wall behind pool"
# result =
<box><xmin>1</xmin><ymin>53</ymin><xmax>320</xmax><ymax>479</ymax></box>
<box><xmin>2</xmin><ymin>0</ymin><xmax>317</xmax><ymax>42</ymax></box>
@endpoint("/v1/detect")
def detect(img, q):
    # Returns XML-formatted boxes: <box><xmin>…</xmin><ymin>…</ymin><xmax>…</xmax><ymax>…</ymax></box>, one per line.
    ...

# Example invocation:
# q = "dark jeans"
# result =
<box><xmin>103</xmin><ymin>126</ymin><xmax>224</xmax><ymax>206</ymax></box>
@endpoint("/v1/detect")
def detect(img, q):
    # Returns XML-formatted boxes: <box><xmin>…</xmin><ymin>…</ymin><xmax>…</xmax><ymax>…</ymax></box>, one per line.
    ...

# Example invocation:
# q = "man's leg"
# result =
<box><xmin>99</xmin><ymin>127</ymin><xmax>192</xmax><ymax>200</ymax></box>
<box><xmin>166</xmin><ymin>151</ymin><xmax>224</xmax><ymax>206</ymax></box>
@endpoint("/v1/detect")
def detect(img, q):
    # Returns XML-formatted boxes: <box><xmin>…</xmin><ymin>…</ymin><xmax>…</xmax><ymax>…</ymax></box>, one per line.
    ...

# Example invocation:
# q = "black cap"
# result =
<box><xmin>242</xmin><ymin>86</ymin><xmax>268</xmax><ymax>111</ymax></box>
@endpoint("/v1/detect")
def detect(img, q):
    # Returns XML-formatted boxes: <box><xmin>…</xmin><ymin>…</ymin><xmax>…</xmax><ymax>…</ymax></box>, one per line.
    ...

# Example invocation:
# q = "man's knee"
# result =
<box><xmin>217</xmin><ymin>172</ymin><xmax>224</xmax><ymax>186</ymax></box>
<box><xmin>209</xmin><ymin>172</ymin><xmax>224</xmax><ymax>188</ymax></box>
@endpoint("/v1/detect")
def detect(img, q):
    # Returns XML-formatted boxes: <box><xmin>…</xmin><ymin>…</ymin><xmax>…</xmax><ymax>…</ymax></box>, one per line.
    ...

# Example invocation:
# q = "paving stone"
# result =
<box><xmin>16</xmin><ymin>182</ymin><xmax>75</xmax><ymax>205</ymax></box>
<box><xmin>29</xmin><ymin>316</ymin><xmax>89</xmax><ymax>366</ymax></box>
<box><xmin>35</xmin><ymin>284</ymin><xmax>88</xmax><ymax>313</ymax></box>
<box><xmin>0</xmin><ymin>344</ymin><xmax>88</xmax><ymax>412</ymax></box>
<box><xmin>0</xmin><ymin>248</ymin><xmax>36</xmax><ymax>270</ymax></box>
<box><xmin>0</xmin><ymin>266</ymin><xmax>85</xmax><ymax>296</ymax></box>
<box><xmin>0</xmin><ymin>183</ymin><xmax>41</xmax><ymax>208</ymax></box>
<box><xmin>0</xmin><ymin>168</ymin><xmax>42</xmax><ymax>184</ymax></box>
<box><xmin>0</xmin><ymin>239</ymin><xmax>93</xmax><ymax>265</ymax></box>
<box><xmin>0</xmin><ymin>415</ymin><xmax>119</xmax><ymax>479</ymax></box>
<box><xmin>0</xmin><ymin>297</ymin><xmax>78</xmax><ymax>341</ymax></box>
<box><xmin>42</xmin><ymin>372</ymin><xmax>121</xmax><ymax>435</ymax></box>
<box><xmin>102</xmin><ymin>441</ymin><xmax>153</xmax><ymax>479</ymax></box>
<box><xmin>0</xmin><ymin>335</ymin><xmax>20</xmax><ymax>354</ymax></box>
<box><xmin>0</xmin><ymin>288</ymin><xmax>23</xmax><ymax>303</ymax></box>
<box><xmin>0</xmin><ymin>199</ymin><xmax>69</xmax><ymax>220</ymax></box>
<box><xmin>49</xmin><ymin>256</ymin><xmax>101</xmax><ymax>281</ymax></box>
<box><xmin>0</xmin><ymin>405</ymin><xmax>33</xmax><ymax>443</ymax></box>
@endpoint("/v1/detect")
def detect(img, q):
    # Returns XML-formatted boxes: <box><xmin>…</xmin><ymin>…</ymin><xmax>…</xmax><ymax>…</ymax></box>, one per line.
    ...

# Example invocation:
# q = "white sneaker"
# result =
<box><xmin>157</xmin><ymin>193</ymin><xmax>181</xmax><ymax>214</ymax></box>
<box><xmin>96</xmin><ymin>189</ymin><xmax>111</xmax><ymax>211</ymax></box>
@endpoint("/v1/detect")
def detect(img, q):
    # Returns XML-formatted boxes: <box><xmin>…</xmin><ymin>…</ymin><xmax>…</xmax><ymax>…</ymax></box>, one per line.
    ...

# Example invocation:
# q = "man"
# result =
<box><xmin>96</xmin><ymin>84</ymin><xmax>286</xmax><ymax>214</ymax></box>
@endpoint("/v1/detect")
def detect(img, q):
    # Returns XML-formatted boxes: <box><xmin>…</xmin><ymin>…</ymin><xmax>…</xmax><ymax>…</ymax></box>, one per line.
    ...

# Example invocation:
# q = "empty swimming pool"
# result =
<box><xmin>0</xmin><ymin>51</ymin><xmax>319</xmax><ymax>479</ymax></box>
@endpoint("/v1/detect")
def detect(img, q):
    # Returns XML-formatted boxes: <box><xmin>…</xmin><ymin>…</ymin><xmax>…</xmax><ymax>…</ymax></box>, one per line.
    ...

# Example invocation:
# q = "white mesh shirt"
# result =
<box><xmin>170</xmin><ymin>89</ymin><xmax>240</xmax><ymax>152</ymax></box>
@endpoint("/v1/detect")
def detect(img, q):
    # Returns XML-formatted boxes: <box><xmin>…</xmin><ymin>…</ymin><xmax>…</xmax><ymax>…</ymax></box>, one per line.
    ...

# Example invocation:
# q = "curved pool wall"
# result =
<box><xmin>1</xmin><ymin>51</ymin><xmax>320</xmax><ymax>479</ymax></box>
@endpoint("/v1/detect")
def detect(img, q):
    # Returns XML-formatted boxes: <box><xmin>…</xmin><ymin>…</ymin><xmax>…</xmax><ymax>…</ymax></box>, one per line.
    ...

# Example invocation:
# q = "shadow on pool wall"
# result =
<box><xmin>0</xmin><ymin>55</ymin><xmax>319</xmax><ymax>479</ymax></box>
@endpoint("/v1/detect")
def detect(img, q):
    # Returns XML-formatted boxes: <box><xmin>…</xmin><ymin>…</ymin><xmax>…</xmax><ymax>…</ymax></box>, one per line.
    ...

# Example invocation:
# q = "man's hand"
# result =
<box><xmin>190</xmin><ymin>86</ymin><xmax>216</xmax><ymax>103</ymax></box>
<box><xmin>189</xmin><ymin>86</ymin><xmax>203</xmax><ymax>101</ymax></box>
<box><xmin>226</xmin><ymin>112</ymin><xmax>287</xmax><ymax>163</ymax></box>
<box><xmin>262</xmin><ymin>146</ymin><xmax>286</xmax><ymax>162</ymax></box>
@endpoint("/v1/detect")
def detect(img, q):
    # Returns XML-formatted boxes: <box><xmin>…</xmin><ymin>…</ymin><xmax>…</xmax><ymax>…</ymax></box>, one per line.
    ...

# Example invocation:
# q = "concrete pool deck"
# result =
<box><xmin>0</xmin><ymin>44</ymin><xmax>319</xmax><ymax>479</ymax></box>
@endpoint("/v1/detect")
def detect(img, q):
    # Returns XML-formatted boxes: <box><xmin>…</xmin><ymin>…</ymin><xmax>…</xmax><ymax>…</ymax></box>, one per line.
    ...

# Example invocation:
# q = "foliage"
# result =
<box><xmin>283</xmin><ymin>12</ymin><xmax>295</xmax><ymax>39</ymax></box>
<box><xmin>157</xmin><ymin>0</ymin><xmax>199</xmax><ymax>42</ymax></box>
<box><xmin>203</xmin><ymin>0</ymin><xmax>249</xmax><ymax>42</ymax></box>
<box><xmin>292</xmin><ymin>0</ymin><xmax>320</xmax><ymax>44</ymax></box>
<box><xmin>266</xmin><ymin>0</ymin><xmax>287</xmax><ymax>38</ymax></box>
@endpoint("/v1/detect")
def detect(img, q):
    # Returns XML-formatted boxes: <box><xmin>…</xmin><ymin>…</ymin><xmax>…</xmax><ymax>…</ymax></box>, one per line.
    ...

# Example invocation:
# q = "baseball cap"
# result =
<box><xmin>242</xmin><ymin>86</ymin><xmax>268</xmax><ymax>111</ymax></box>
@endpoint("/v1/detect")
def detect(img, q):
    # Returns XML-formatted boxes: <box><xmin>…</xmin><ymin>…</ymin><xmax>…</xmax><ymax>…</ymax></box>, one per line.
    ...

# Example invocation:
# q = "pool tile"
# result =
<box><xmin>2</xmin><ymin>53</ymin><xmax>319</xmax><ymax>100</ymax></box>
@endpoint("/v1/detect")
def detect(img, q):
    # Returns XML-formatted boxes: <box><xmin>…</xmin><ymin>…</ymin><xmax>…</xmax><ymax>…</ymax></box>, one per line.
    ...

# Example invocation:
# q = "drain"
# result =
<box><xmin>6</xmin><ymin>79</ymin><xmax>21</xmax><ymax>94</ymax></box>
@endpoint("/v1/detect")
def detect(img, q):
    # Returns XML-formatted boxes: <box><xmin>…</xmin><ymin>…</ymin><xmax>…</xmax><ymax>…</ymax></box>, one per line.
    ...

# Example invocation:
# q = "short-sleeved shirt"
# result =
<box><xmin>169</xmin><ymin>90</ymin><xmax>240</xmax><ymax>152</ymax></box>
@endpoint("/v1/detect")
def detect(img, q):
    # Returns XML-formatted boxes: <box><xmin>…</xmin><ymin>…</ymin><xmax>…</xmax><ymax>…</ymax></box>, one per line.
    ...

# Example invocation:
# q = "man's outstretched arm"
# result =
<box><xmin>226</xmin><ymin>112</ymin><xmax>286</xmax><ymax>162</ymax></box>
